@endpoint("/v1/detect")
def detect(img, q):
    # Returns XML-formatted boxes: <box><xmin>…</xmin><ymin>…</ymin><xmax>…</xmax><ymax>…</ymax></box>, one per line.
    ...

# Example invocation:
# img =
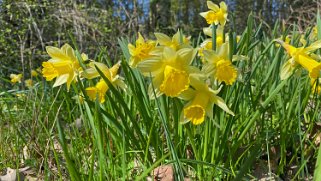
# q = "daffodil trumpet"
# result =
<box><xmin>297</xmin><ymin>55</ymin><xmax>321</xmax><ymax>79</ymax></box>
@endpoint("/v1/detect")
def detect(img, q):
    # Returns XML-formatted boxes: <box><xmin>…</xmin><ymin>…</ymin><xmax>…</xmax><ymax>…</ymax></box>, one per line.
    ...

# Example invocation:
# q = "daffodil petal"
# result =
<box><xmin>203</xmin><ymin>50</ymin><xmax>220</xmax><ymax>63</ymax></box>
<box><xmin>86</xmin><ymin>87</ymin><xmax>99</xmax><ymax>101</ymax></box>
<box><xmin>203</xmin><ymin>26</ymin><xmax>212</xmax><ymax>37</ymax></box>
<box><xmin>172</xmin><ymin>31</ymin><xmax>181</xmax><ymax>45</ymax></box>
<box><xmin>148</xmin><ymin>73</ymin><xmax>164</xmax><ymax>99</ymax></box>
<box><xmin>219</xmin><ymin>2</ymin><xmax>228</xmax><ymax>11</ymax></box>
<box><xmin>200</xmin><ymin>12</ymin><xmax>209</xmax><ymax>19</ymax></box>
<box><xmin>155</xmin><ymin>33</ymin><xmax>171</xmax><ymax>46</ymax></box>
<box><xmin>114</xmin><ymin>79</ymin><xmax>127</xmax><ymax>91</ymax></box>
<box><xmin>202</xmin><ymin>64</ymin><xmax>215</xmax><ymax>77</ymax></box>
<box><xmin>81</xmin><ymin>53</ymin><xmax>88</xmax><ymax>61</ymax></box>
<box><xmin>82</xmin><ymin>67</ymin><xmax>100</xmax><ymax>79</ymax></box>
<box><xmin>207</xmin><ymin>1</ymin><xmax>219</xmax><ymax>11</ymax></box>
<box><xmin>66</xmin><ymin>71</ymin><xmax>75</xmax><ymax>91</ymax></box>
<box><xmin>136</xmin><ymin>32</ymin><xmax>145</xmax><ymax>44</ymax></box>
<box><xmin>212</xmin><ymin>95</ymin><xmax>235</xmax><ymax>116</ymax></box>
<box><xmin>280</xmin><ymin>59</ymin><xmax>296</xmax><ymax>80</ymax></box>
<box><xmin>177</xmin><ymin>48</ymin><xmax>197</xmax><ymax>65</ymax></box>
<box><xmin>53</xmin><ymin>74</ymin><xmax>68</xmax><ymax>87</ymax></box>
<box><xmin>46</xmin><ymin>46</ymin><xmax>69</xmax><ymax>60</ymax></box>
<box><xmin>180</xmin><ymin>110</ymin><xmax>190</xmax><ymax>124</ymax></box>
<box><xmin>163</xmin><ymin>47</ymin><xmax>177</xmax><ymax>61</ymax></box>
<box><xmin>303</xmin><ymin>40</ymin><xmax>321</xmax><ymax>53</ymax></box>
<box><xmin>64</xmin><ymin>45</ymin><xmax>76</xmax><ymax>61</ymax></box>
<box><xmin>189</xmin><ymin>75</ymin><xmax>207</xmax><ymax>91</ymax></box>
<box><xmin>179</xmin><ymin>89</ymin><xmax>196</xmax><ymax>101</ymax></box>
<box><xmin>137</xmin><ymin>58</ymin><xmax>163</xmax><ymax>75</ymax></box>
<box><xmin>128</xmin><ymin>43</ymin><xmax>136</xmax><ymax>55</ymax></box>
<box><xmin>218</xmin><ymin>43</ymin><xmax>229</xmax><ymax>58</ymax></box>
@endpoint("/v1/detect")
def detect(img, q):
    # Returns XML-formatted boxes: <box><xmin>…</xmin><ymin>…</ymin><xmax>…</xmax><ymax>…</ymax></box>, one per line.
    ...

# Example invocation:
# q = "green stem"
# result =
<box><xmin>222</xmin><ymin>26</ymin><xmax>225</xmax><ymax>43</ymax></box>
<box><xmin>212</xmin><ymin>24</ymin><xmax>217</xmax><ymax>51</ymax></box>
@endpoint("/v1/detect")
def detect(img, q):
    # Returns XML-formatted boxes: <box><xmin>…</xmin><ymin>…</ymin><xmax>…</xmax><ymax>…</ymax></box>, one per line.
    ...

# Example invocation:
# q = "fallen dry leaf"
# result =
<box><xmin>153</xmin><ymin>165</ymin><xmax>174</xmax><ymax>181</ymax></box>
<box><xmin>0</xmin><ymin>168</ymin><xmax>25</xmax><ymax>181</ymax></box>
<box><xmin>152</xmin><ymin>165</ymin><xmax>191</xmax><ymax>181</ymax></box>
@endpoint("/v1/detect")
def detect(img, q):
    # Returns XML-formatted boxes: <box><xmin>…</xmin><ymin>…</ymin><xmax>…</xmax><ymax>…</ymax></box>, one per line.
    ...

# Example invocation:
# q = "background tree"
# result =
<box><xmin>0</xmin><ymin>0</ymin><xmax>320</xmax><ymax>89</ymax></box>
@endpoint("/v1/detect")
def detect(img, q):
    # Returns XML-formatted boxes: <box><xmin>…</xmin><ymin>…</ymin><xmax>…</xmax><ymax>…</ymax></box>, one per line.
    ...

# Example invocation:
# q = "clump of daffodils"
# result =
<box><xmin>37</xmin><ymin>1</ymin><xmax>236</xmax><ymax>126</ymax></box>
<box><xmin>9</xmin><ymin>68</ymin><xmax>41</xmax><ymax>89</ymax></box>
<box><xmin>40</xmin><ymin>43</ymin><xmax>126</xmax><ymax>103</ymax></box>
<box><xmin>125</xmin><ymin>1</ymin><xmax>237</xmax><ymax>125</ymax></box>
<box><xmin>134</xmin><ymin>38</ymin><xmax>235</xmax><ymax>124</ymax></box>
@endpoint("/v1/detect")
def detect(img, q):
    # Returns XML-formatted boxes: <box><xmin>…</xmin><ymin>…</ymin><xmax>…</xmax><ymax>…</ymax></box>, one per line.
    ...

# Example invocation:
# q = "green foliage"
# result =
<box><xmin>0</xmin><ymin>0</ymin><xmax>128</xmax><ymax>89</ymax></box>
<box><xmin>1</xmin><ymin>1</ymin><xmax>321</xmax><ymax>180</ymax></box>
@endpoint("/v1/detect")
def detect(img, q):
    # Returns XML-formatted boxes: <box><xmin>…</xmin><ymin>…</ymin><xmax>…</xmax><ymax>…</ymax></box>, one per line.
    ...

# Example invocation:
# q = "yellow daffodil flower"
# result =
<box><xmin>84</xmin><ymin>61</ymin><xmax>126</xmax><ymax>103</ymax></box>
<box><xmin>137</xmin><ymin>47</ymin><xmax>197</xmax><ymax>97</ymax></box>
<box><xmin>276</xmin><ymin>39</ymin><xmax>321</xmax><ymax>80</ymax></box>
<box><xmin>36</xmin><ymin>67</ymin><xmax>42</xmax><ymax>73</ymax></box>
<box><xmin>202</xmin><ymin>43</ymin><xmax>237</xmax><ymax>85</ymax></box>
<box><xmin>179</xmin><ymin>77</ymin><xmax>234</xmax><ymax>125</ymax></box>
<box><xmin>15</xmin><ymin>93</ymin><xmax>26</xmax><ymax>98</ymax></box>
<box><xmin>198</xmin><ymin>39</ymin><xmax>213</xmax><ymax>58</ymax></box>
<box><xmin>199</xmin><ymin>25</ymin><xmax>225</xmax><ymax>58</ymax></box>
<box><xmin>31</xmin><ymin>70</ymin><xmax>38</xmax><ymax>77</ymax></box>
<box><xmin>203</xmin><ymin>25</ymin><xmax>240</xmax><ymax>43</ymax></box>
<box><xmin>128</xmin><ymin>33</ymin><xmax>156</xmax><ymax>67</ymax></box>
<box><xmin>86</xmin><ymin>79</ymin><xmax>109</xmax><ymax>103</ymax></box>
<box><xmin>25</xmin><ymin>79</ymin><xmax>33</xmax><ymax>88</ymax></box>
<box><xmin>200</xmin><ymin>1</ymin><xmax>228</xmax><ymax>26</ymax></box>
<box><xmin>154</xmin><ymin>30</ymin><xmax>191</xmax><ymax>51</ymax></box>
<box><xmin>199</xmin><ymin>25</ymin><xmax>241</xmax><ymax>58</ymax></box>
<box><xmin>77</xmin><ymin>95</ymin><xmax>85</xmax><ymax>104</ymax></box>
<box><xmin>72</xmin><ymin>94</ymin><xmax>85</xmax><ymax>104</ymax></box>
<box><xmin>10</xmin><ymin>73</ymin><xmax>22</xmax><ymax>84</ymax></box>
<box><xmin>276</xmin><ymin>35</ymin><xmax>307</xmax><ymax>48</ymax></box>
<box><xmin>42</xmin><ymin>44</ymin><xmax>86</xmax><ymax>91</ymax></box>
<box><xmin>203</xmin><ymin>25</ymin><xmax>224</xmax><ymax>40</ymax></box>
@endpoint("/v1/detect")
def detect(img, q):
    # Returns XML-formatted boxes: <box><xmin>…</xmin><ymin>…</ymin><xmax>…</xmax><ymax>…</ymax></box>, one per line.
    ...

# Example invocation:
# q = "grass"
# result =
<box><xmin>1</xmin><ymin>13</ymin><xmax>321</xmax><ymax>180</ymax></box>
